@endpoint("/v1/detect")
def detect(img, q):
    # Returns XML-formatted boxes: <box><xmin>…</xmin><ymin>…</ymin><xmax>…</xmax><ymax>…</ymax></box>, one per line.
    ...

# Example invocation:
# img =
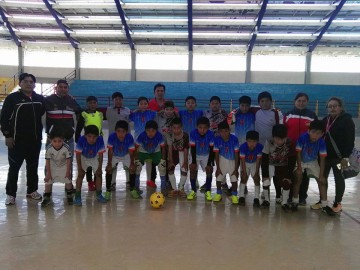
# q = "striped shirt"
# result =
<box><xmin>296</xmin><ymin>133</ymin><xmax>327</xmax><ymax>163</ymax></box>
<box><xmin>136</xmin><ymin>131</ymin><xmax>165</xmax><ymax>153</ymax></box>
<box><xmin>189</xmin><ymin>129</ymin><xmax>215</xmax><ymax>156</ymax></box>
<box><xmin>203</xmin><ymin>109</ymin><xmax>228</xmax><ymax>136</ymax></box>
<box><xmin>214</xmin><ymin>134</ymin><xmax>239</xmax><ymax>160</ymax></box>
<box><xmin>129</xmin><ymin>110</ymin><xmax>156</xmax><ymax>139</ymax></box>
<box><xmin>75</xmin><ymin>135</ymin><xmax>106</xmax><ymax>159</ymax></box>
<box><xmin>107</xmin><ymin>132</ymin><xmax>135</xmax><ymax>157</ymax></box>
<box><xmin>240</xmin><ymin>143</ymin><xmax>263</xmax><ymax>164</ymax></box>
<box><xmin>179</xmin><ymin>110</ymin><xmax>203</xmax><ymax>134</ymax></box>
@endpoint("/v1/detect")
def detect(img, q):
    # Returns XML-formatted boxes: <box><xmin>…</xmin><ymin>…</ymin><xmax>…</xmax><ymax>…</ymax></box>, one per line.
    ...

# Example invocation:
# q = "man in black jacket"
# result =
<box><xmin>1</xmin><ymin>73</ymin><xmax>45</xmax><ymax>205</ymax></box>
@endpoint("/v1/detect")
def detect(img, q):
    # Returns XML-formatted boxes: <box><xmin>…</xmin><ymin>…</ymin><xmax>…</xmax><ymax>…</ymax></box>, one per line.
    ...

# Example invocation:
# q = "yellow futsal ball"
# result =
<box><xmin>150</xmin><ymin>192</ymin><xmax>165</xmax><ymax>209</ymax></box>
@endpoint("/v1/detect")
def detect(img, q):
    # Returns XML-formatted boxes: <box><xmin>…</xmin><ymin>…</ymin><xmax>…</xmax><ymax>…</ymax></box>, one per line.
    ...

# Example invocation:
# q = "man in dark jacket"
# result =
<box><xmin>1</xmin><ymin>73</ymin><xmax>45</xmax><ymax>205</ymax></box>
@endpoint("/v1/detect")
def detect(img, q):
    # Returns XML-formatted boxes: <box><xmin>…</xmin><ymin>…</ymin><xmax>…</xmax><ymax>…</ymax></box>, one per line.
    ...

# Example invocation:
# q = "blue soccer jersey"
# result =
<box><xmin>107</xmin><ymin>132</ymin><xmax>135</xmax><ymax>157</ymax></box>
<box><xmin>213</xmin><ymin>134</ymin><xmax>239</xmax><ymax>160</ymax></box>
<box><xmin>129</xmin><ymin>110</ymin><xmax>156</xmax><ymax>139</ymax></box>
<box><xmin>189</xmin><ymin>129</ymin><xmax>215</xmax><ymax>156</ymax></box>
<box><xmin>234</xmin><ymin>111</ymin><xmax>255</xmax><ymax>143</ymax></box>
<box><xmin>136</xmin><ymin>131</ymin><xmax>165</xmax><ymax>153</ymax></box>
<box><xmin>240</xmin><ymin>142</ymin><xmax>263</xmax><ymax>163</ymax></box>
<box><xmin>75</xmin><ymin>135</ymin><xmax>106</xmax><ymax>158</ymax></box>
<box><xmin>296</xmin><ymin>133</ymin><xmax>327</xmax><ymax>163</ymax></box>
<box><xmin>179</xmin><ymin>110</ymin><xmax>203</xmax><ymax>134</ymax></box>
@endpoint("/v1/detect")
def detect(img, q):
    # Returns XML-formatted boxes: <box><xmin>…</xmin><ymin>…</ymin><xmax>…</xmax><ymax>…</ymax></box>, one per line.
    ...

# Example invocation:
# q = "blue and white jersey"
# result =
<box><xmin>129</xmin><ymin>110</ymin><xmax>156</xmax><ymax>139</ymax></box>
<box><xmin>75</xmin><ymin>135</ymin><xmax>105</xmax><ymax>158</ymax></box>
<box><xmin>179</xmin><ymin>110</ymin><xmax>203</xmax><ymax>134</ymax></box>
<box><xmin>240</xmin><ymin>142</ymin><xmax>263</xmax><ymax>164</ymax></box>
<box><xmin>296</xmin><ymin>133</ymin><xmax>327</xmax><ymax>163</ymax></box>
<box><xmin>107</xmin><ymin>132</ymin><xmax>135</xmax><ymax>157</ymax></box>
<box><xmin>136</xmin><ymin>131</ymin><xmax>165</xmax><ymax>153</ymax></box>
<box><xmin>234</xmin><ymin>111</ymin><xmax>255</xmax><ymax>143</ymax></box>
<box><xmin>213</xmin><ymin>134</ymin><xmax>239</xmax><ymax>160</ymax></box>
<box><xmin>189</xmin><ymin>129</ymin><xmax>215</xmax><ymax>156</ymax></box>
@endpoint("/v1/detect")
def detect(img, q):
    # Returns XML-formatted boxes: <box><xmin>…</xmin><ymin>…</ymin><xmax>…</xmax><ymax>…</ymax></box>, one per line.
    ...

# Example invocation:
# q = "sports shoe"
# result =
<box><xmin>239</xmin><ymin>197</ymin><xmax>246</xmax><ymax>206</ymax></box>
<box><xmin>282</xmin><ymin>204</ymin><xmax>291</xmax><ymax>212</ymax></box>
<box><xmin>322</xmin><ymin>206</ymin><xmax>335</xmax><ymax>216</ymax></box>
<box><xmin>26</xmin><ymin>191</ymin><xmax>42</xmax><ymax>200</ymax></box>
<box><xmin>187</xmin><ymin>190</ymin><xmax>197</xmax><ymax>200</ymax></box>
<box><xmin>96</xmin><ymin>193</ymin><xmax>107</xmax><ymax>203</ymax></box>
<box><xmin>253</xmin><ymin>198</ymin><xmax>260</xmax><ymax>207</ymax></box>
<box><xmin>244</xmin><ymin>186</ymin><xmax>248</xmax><ymax>195</ymax></box>
<box><xmin>231</xmin><ymin>195</ymin><xmax>239</xmax><ymax>204</ymax></box>
<box><xmin>199</xmin><ymin>183</ymin><xmax>206</xmax><ymax>191</ymax></box>
<box><xmin>74</xmin><ymin>196</ymin><xmax>82</xmax><ymax>206</ymax></box>
<box><xmin>136</xmin><ymin>188</ymin><xmax>143</xmax><ymax>195</ymax></box>
<box><xmin>332</xmin><ymin>202</ymin><xmax>342</xmax><ymax>213</ymax></box>
<box><xmin>146</xmin><ymin>180</ymin><xmax>157</xmax><ymax>188</ymax></box>
<box><xmin>5</xmin><ymin>195</ymin><xmax>15</xmax><ymax>206</ymax></box>
<box><xmin>275</xmin><ymin>196</ymin><xmax>282</xmax><ymax>205</ymax></box>
<box><xmin>299</xmin><ymin>199</ymin><xmax>307</xmax><ymax>206</ymax></box>
<box><xmin>310</xmin><ymin>201</ymin><xmax>322</xmax><ymax>210</ymax></box>
<box><xmin>167</xmin><ymin>190</ymin><xmax>178</xmax><ymax>198</ymax></box>
<box><xmin>260</xmin><ymin>200</ymin><xmax>270</xmax><ymax>209</ymax></box>
<box><xmin>41</xmin><ymin>196</ymin><xmax>52</xmax><ymax>207</ymax></box>
<box><xmin>67</xmin><ymin>193</ymin><xmax>73</xmax><ymax>205</ymax></box>
<box><xmin>130</xmin><ymin>189</ymin><xmax>140</xmax><ymax>199</ymax></box>
<box><xmin>88</xmin><ymin>181</ymin><xmax>96</xmax><ymax>191</ymax></box>
<box><xmin>212</xmin><ymin>193</ymin><xmax>222</xmax><ymax>202</ymax></box>
<box><xmin>291</xmin><ymin>203</ymin><xmax>298</xmax><ymax>212</ymax></box>
<box><xmin>205</xmin><ymin>191</ymin><xmax>212</xmax><ymax>201</ymax></box>
<box><xmin>110</xmin><ymin>183</ymin><xmax>116</xmax><ymax>191</ymax></box>
<box><xmin>178</xmin><ymin>189</ymin><xmax>187</xmax><ymax>198</ymax></box>
<box><xmin>104</xmin><ymin>191</ymin><xmax>111</xmax><ymax>201</ymax></box>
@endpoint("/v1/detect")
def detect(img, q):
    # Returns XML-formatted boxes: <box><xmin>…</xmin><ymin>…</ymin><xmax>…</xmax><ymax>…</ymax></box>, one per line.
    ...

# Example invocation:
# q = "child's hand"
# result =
<box><xmin>106</xmin><ymin>163</ymin><xmax>112</xmax><ymax>174</ymax></box>
<box><xmin>215</xmin><ymin>168</ymin><xmax>222</xmax><ymax>177</ymax></box>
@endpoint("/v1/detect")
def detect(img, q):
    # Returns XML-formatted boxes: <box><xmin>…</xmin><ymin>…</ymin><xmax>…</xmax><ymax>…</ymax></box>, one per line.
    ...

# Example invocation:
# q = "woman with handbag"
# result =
<box><xmin>321</xmin><ymin>97</ymin><xmax>355</xmax><ymax>214</ymax></box>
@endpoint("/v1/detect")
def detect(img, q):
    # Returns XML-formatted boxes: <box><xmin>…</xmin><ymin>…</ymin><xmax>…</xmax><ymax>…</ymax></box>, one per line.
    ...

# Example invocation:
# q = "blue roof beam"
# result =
<box><xmin>187</xmin><ymin>0</ymin><xmax>193</xmax><ymax>52</ymax></box>
<box><xmin>114</xmin><ymin>0</ymin><xmax>135</xmax><ymax>50</ymax></box>
<box><xmin>308</xmin><ymin>0</ymin><xmax>347</xmax><ymax>52</ymax></box>
<box><xmin>247</xmin><ymin>0</ymin><xmax>268</xmax><ymax>52</ymax></box>
<box><xmin>0</xmin><ymin>7</ymin><xmax>21</xmax><ymax>47</ymax></box>
<box><xmin>43</xmin><ymin>0</ymin><xmax>79</xmax><ymax>49</ymax></box>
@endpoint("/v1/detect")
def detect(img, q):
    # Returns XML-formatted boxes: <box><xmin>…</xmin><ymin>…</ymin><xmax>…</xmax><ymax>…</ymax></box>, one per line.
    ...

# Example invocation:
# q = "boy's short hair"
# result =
<box><xmin>145</xmin><ymin>120</ymin><xmax>158</xmax><ymax>130</ymax></box>
<box><xmin>164</xmin><ymin>100</ymin><xmax>175</xmax><ymax>109</ymax></box>
<box><xmin>258</xmin><ymin>91</ymin><xmax>273</xmax><ymax>103</ymax></box>
<box><xmin>246</xmin><ymin>130</ymin><xmax>259</xmax><ymax>141</ymax></box>
<box><xmin>86</xmin><ymin>96</ymin><xmax>97</xmax><ymax>103</ymax></box>
<box><xmin>197</xmin><ymin>116</ymin><xmax>210</xmax><ymax>127</ymax></box>
<box><xmin>112</xmin><ymin>92</ymin><xmax>123</xmax><ymax>100</ymax></box>
<box><xmin>210</xmin><ymin>96</ymin><xmax>221</xmax><ymax>103</ymax></box>
<box><xmin>56</xmin><ymin>79</ymin><xmax>68</xmax><ymax>86</ymax></box>
<box><xmin>239</xmin><ymin>95</ymin><xmax>251</xmax><ymax>105</ymax></box>
<box><xmin>309</xmin><ymin>120</ymin><xmax>325</xmax><ymax>133</ymax></box>
<box><xmin>185</xmin><ymin>96</ymin><xmax>196</xmax><ymax>103</ymax></box>
<box><xmin>218</xmin><ymin>121</ymin><xmax>229</xmax><ymax>131</ymax></box>
<box><xmin>115</xmin><ymin>120</ymin><xmax>129</xmax><ymax>131</ymax></box>
<box><xmin>84</xmin><ymin>125</ymin><xmax>99</xmax><ymax>136</ymax></box>
<box><xmin>171</xmin><ymin>117</ymin><xmax>182</xmax><ymax>126</ymax></box>
<box><xmin>272</xmin><ymin>124</ymin><xmax>287</xmax><ymax>138</ymax></box>
<box><xmin>19</xmin><ymin>73</ymin><xmax>36</xmax><ymax>83</ymax></box>
<box><xmin>154</xmin><ymin>83</ymin><xmax>166</xmax><ymax>92</ymax></box>
<box><xmin>294</xmin><ymin>92</ymin><xmax>309</xmax><ymax>101</ymax></box>
<box><xmin>49</xmin><ymin>125</ymin><xmax>64</xmax><ymax>140</ymax></box>
<box><xmin>137</xmin><ymin>96</ymin><xmax>148</xmax><ymax>104</ymax></box>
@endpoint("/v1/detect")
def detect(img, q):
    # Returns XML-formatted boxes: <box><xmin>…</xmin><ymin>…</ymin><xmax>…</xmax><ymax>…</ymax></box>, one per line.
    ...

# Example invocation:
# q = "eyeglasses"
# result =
<box><xmin>327</xmin><ymin>105</ymin><xmax>339</xmax><ymax>109</ymax></box>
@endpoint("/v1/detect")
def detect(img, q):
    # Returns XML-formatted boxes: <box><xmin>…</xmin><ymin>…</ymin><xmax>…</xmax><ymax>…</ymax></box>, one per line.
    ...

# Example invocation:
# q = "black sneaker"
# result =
<box><xmin>239</xmin><ymin>197</ymin><xmax>246</xmax><ymax>206</ymax></box>
<box><xmin>244</xmin><ymin>186</ymin><xmax>248</xmax><ymax>195</ymax></box>
<box><xmin>299</xmin><ymin>199</ymin><xmax>307</xmax><ymax>206</ymax></box>
<box><xmin>41</xmin><ymin>196</ymin><xmax>52</xmax><ymax>207</ymax></box>
<box><xmin>291</xmin><ymin>203</ymin><xmax>298</xmax><ymax>212</ymax></box>
<box><xmin>282</xmin><ymin>204</ymin><xmax>291</xmax><ymax>212</ymax></box>
<box><xmin>322</xmin><ymin>206</ymin><xmax>336</xmax><ymax>216</ymax></box>
<box><xmin>260</xmin><ymin>200</ymin><xmax>270</xmax><ymax>209</ymax></box>
<box><xmin>253</xmin><ymin>198</ymin><xmax>260</xmax><ymax>207</ymax></box>
<box><xmin>67</xmin><ymin>194</ymin><xmax>74</xmax><ymax>205</ymax></box>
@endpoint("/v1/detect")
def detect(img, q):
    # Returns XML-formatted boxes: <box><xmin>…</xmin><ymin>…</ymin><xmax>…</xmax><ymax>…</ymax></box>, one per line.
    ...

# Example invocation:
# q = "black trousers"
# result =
<box><xmin>6</xmin><ymin>140</ymin><xmax>42</xmax><ymax>197</ymax></box>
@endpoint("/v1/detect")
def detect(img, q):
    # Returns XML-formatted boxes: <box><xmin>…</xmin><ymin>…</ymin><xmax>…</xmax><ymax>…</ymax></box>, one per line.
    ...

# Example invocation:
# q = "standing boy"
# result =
<box><xmin>179</xmin><ymin>96</ymin><xmax>203</xmax><ymax>134</ymax></box>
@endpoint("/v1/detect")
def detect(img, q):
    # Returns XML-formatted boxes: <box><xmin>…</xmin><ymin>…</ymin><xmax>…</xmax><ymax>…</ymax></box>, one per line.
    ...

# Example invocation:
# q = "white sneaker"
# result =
<box><xmin>5</xmin><ymin>195</ymin><xmax>15</xmax><ymax>205</ymax></box>
<box><xmin>26</xmin><ymin>191</ymin><xmax>42</xmax><ymax>200</ymax></box>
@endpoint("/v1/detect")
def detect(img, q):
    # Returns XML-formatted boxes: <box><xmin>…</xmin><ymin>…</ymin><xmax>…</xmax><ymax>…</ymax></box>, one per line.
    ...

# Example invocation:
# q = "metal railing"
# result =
<box><xmin>41</xmin><ymin>70</ymin><xmax>77</xmax><ymax>96</ymax></box>
<box><xmin>0</xmin><ymin>70</ymin><xmax>22</xmax><ymax>95</ymax></box>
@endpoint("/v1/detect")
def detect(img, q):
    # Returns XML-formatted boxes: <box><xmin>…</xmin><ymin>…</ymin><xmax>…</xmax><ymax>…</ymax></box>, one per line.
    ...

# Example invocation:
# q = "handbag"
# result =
<box><xmin>328</xmin><ymin>133</ymin><xmax>360</xmax><ymax>179</ymax></box>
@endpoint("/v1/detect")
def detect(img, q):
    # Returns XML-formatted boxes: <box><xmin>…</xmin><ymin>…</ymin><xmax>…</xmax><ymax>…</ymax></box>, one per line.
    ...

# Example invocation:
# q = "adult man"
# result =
<box><xmin>149</xmin><ymin>83</ymin><xmax>166</xmax><ymax>112</ymax></box>
<box><xmin>1</xmin><ymin>73</ymin><xmax>45</xmax><ymax>205</ymax></box>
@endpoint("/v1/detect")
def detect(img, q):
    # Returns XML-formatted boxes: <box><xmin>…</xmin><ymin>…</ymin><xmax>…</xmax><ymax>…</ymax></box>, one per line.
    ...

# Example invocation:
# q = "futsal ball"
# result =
<box><xmin>150</xmin><ymin>192</ymin><xmax>165</xmax><ymax>209</ymax></box>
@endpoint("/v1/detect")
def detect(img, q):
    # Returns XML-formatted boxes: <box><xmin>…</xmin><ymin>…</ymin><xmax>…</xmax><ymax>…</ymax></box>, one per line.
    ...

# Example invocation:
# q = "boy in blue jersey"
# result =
<box><xmin>179</xmin><ymin>96</ymin><xmax>204</xmax><ymax>134</ymax></box>
<box><xmin>213</xmin><ymin>121</ymin><xmax>240</xmax><ymax>204</ymax></box>
<box><xmin>74</xmin><ymin>125</ymin><xmax>107</xmax><ymax>206</ymax></box>
<box><xmin>292</xmin><ymin>120</ymin><xmax>334</xmax><ymax>215</ymax></box>
<box><xmin>187</xmin><ymin>117</ymin><xmax>215</xmax><ymax>201</ymax></box>
<box><xmin>105</xmin><ymin>121</ymin><xmax>137</xmax><ymax>200</ymax></box>
<box><xmin>239</xmin><ymin>131</ymin><xmax>263</xmax><ymax>207</ymax></box>
<box><xmin>135</xmin><ymin>120</ymin><xmax>167</xmax><ymax>193</ymax></box>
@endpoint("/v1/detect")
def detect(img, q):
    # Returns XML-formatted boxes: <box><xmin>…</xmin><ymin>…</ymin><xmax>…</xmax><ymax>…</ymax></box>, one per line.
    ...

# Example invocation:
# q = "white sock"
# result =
<box><xmin>321</xmin><ymin>200</ymin><xmax>328</xmax><ymax>207</ymax></box>
<box><xmin>293</xmin><ymin>197</ymin><xmax>299</xmax><ymax>204</ymax></box>
<box><xmin>282</xmin><ymin>189</ymin><xmax>290</xmax><ymax>205</ymax></box>
<box><xmin>169</xmin><ymin>174</ymin><xmax>177</xmax><ymax>190</ymax></box>
<box><xmin>179</xmin><ymin>175</ymin><xmax>187</xmax><ymax>190</ymax></box>
<box><xmin>263</xmin><ymin>187</ymin><xmax>270</xmax><ymax>201</ymax></box>
<box><xmin>239</xmin><ymin>183</ymin><xmax>246</xmax><ymax>197</ymax></box>
<box><xmin>255</xmin><ymin>185</ymin><xmax>260</xmax><ymax>199</ymax></box>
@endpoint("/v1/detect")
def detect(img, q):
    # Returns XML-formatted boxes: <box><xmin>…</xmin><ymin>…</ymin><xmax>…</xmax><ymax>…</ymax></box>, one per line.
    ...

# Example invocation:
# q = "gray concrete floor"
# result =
<box><xmin>0</xmin><ymin>124</ymin><xmax>359</xmax><ymax>270</ymax></box>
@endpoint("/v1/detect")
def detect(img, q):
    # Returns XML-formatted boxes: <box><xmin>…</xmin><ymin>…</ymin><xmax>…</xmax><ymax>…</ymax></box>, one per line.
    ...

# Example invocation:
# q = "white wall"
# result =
<box><xmin>193</xmin><ymin>71</ymin><xmax>245</xmax><ymax>83</ymax></box>
<box><xmin>23</xmin><ymin>66</ymin><xmax>74</xmax><ymax>83</ymax></box>
<box><xmin>136</xmin><ymin>70</ymin><xmax>188</xmax><ymax>82</ymax></box>
<box><xmin>250</xmin><ymin>71</ymin><xmax>305</xmax><ymax>84</ymax></box>
<box><xmin>81</xmin><ymin>68</ymin><xmax>132</xmax><ymax>81</ymax></box>
<box><xmin>311</xmin><ymin>72</ymin><xmax>360</xmax><ymax>85</ymax></box>
<box><xmin>0</xmin><ymin>65</ymin><xmax>18</xmax><ymax>77</ymax></box>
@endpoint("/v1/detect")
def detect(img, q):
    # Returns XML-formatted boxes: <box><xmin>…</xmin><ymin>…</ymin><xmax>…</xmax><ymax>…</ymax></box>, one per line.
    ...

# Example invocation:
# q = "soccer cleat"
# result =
<box><xmin>41</xmin><ymin>196</ymin><xmax>52</xmax><ymax>207</ymax></box>
<box><xmin>130</xmin><ymin>189</ymin><xmax>140</xmax><ymax>199</ymax></box>
<box><xmin>96</xmin><ymin>193</ymin><xmax>107</xmax><ymax>203</ymax></box>
<box><xmin>205</xmin><ymin>191</ymin><xmax>213</xmax><ymax>201</ymax></box>
<box><xmin>253</xmin><ymin>198</ymin><xmax>260</xmax><ymax>208</ymax></box>
<box><xmin>67</xmin><ymin>194</ymin><xmax>73</xmax><ymax>205</ymax></box>
<box><xmin>291</xmin><ymin>203</ymin><xmax>298</xmax><ymax>212</ymax></box>
<box><xmin>212</xmin><ymin>193</ymin><xmax>222</xmax><ymax>202</ymax></box>
<box><xmin>5</xmin><ymin>195</ymin><xmax>15</xmax><ymax>206</ymax></box>
<box><xmin>88</xmin><ymin>181</ymin><xmax>96</xmax><ymax>191</ymax></box>
<box><xmin>260</xmin><ymin>200</ymin><xmax>270</xmax><ymax>209</ymax></box>
<box><xmin>299</xmin><ymin>199</ymin><xmax>307</xmax><ymax>206</ymax></box>
<box><xmin>310</xmin><ymin>201</ymin><xmax>322</xmax><ymax>210</ymax></box>
<box><xmin>110</xmin><ymin>183</ymin><xmax>116</xmax><ymax>191</ymax></box>
<box><xmin>187</xmin><ymin>190</ymin><xmax>197</xmax><ymax>200</ymax></box>
<box><xmin>275</xmin><ymin>197</ymin><xmax>282</xmax><ymax>205</ymax></box>
<box><xmin>74</xmin><ymin>196</ymin><xmax>82</xmax><ymax>206</ymax></box>
<box><xmin>332</xmin><ymin>202</ymin><xmax>342</xmax><ymax>213</ymax></box>
<box><xmin>178</xmin><ymin>189</ymin><xmax>187</xmax><ymax>198</ymax></box>
<box><xmin>231</xmin><ymin>195</ymin><xmax>239</xmax><ymax>205</ymax></box>
<box><xmin>136</xmin><ymin>188</ymin><xmax>143</xmax><ymax>195</ymax></box>
<box><xmin>239</xmin><ymin>197</ymin><xmax>246</xmax><ymax>206</ymax></box>
<box><xmin>104</xmin><ymin>191</ymin><xmax>111</xmax><ymax>201</ymax></box>
<box><xmin>26</xmin><ymin>191</ymin><xmax>42</xmax><ymax>200</ymax></box>
<box><xmin>146</xmin><ymin>180</ymin><xmax>157</xmax><ymax>188</ymax></box>
<box><xmin>322</xmin><ymin>206</ymin><xmax>336</xmax><ymax>216</ymax></box>
<box><xmin>282</xmin><ymin>204</ymin><xmax>291</xmax><ymax>212</ymax></box>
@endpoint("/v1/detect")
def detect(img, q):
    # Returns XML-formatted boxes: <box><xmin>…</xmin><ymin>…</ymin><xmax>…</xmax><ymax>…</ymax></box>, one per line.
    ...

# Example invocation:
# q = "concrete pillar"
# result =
<box><xmin>131</xmin><ymin>49</ymin><xmax>136</xmax><ymax>81</ymax></box>
<box><xmin>245</xmin><ymin>51</ymin><xmax>252</xmax><ymax>83</ymax></box>
<box><xmin>75</xmin><ymin>48</ymin><xmax>80</xmax><ymax>80</ymax></box>
<box><xmin>304</xmin><ymin>51</ymin><xmax>312</xmax><ymax>84</ymax></box>
<box><xmin>188</xmin><ymin>51</ymin><xmax>193</xmax><ymax>82</ymax></box>
<box><xmin>18</xmin><ymin>46</ymin><xmax>24</xmax><ymax>74</ymax></box>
